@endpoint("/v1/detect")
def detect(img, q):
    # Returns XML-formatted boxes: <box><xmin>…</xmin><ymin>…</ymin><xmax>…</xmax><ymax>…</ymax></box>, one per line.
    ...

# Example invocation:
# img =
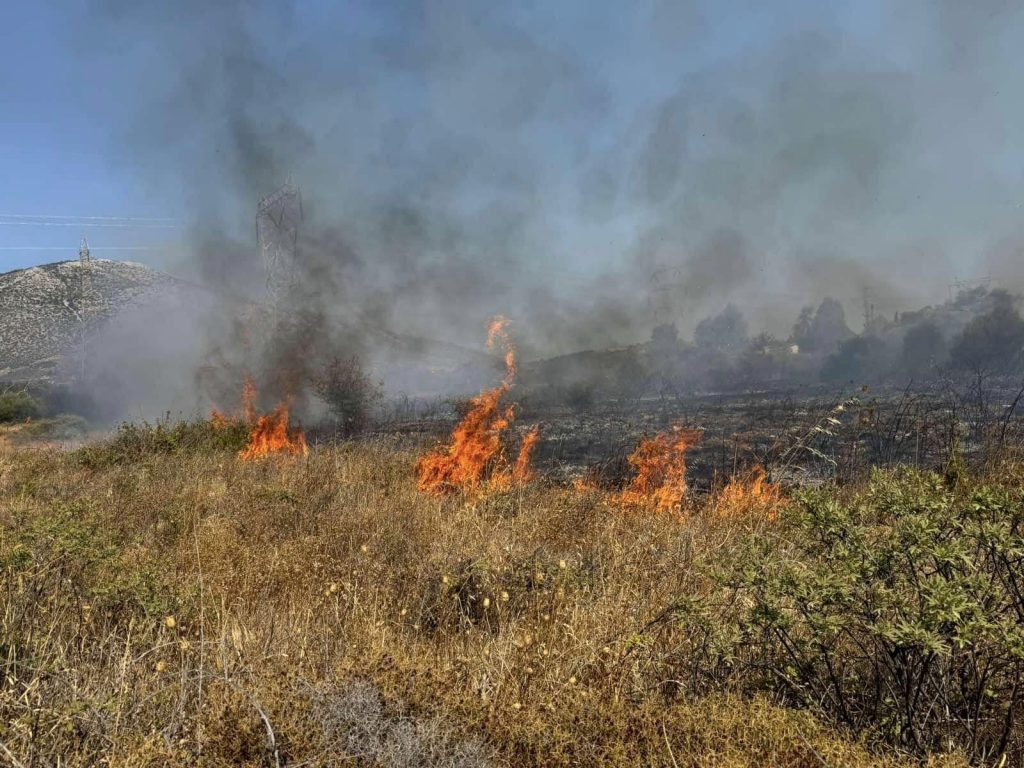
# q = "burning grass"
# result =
<box><xmin>5</xmin><ymin>419</ymin><xmax>1024</xmax><ymax>766</ymax></box>
<box><xmin>417</xmin><ymin>317</ymin><xmax>537</xmax><ymax>495</ymax></box>
<box><xmin>715</xmin><ymin>463</ymin><xmax>784</xmax><ymax>519</ymax></box>
<box><xmin>210</xmin><ymin>374</ymin><xmax>309</xmax><ymax>459</ymax></box>
<box><xmin>616</xmin><ymin>425</ymin><xmax>704</xmax><ymax>513</ymax></box>
<box><xmin>0</xmin><ymin>434</ymin><xmax>979</xmax><ymax>768</ymax></box>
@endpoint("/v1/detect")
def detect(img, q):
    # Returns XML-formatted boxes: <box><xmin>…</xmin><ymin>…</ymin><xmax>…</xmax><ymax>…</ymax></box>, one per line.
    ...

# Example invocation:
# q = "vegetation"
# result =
<box><xmin>4</xmin><ymin>420</ymin><xmax>1023</xmax><ymax>765</ymax></box>
<box><xmin>0</xmin><ymin>388</ymin><xmax>40</xmax><ymax>422</ymax></box>
<box><xmin>312</xmin><ymin>355</ymin><xmax>382</xmax><ymax>435</ymax></box>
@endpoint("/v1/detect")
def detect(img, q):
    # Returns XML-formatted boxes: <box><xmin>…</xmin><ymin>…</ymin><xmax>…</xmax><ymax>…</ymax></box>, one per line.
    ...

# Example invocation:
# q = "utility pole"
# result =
<box><xmin>76</xmin><ymin>237</ymin><xmax>95</xmax><ymax>382</ymax></box>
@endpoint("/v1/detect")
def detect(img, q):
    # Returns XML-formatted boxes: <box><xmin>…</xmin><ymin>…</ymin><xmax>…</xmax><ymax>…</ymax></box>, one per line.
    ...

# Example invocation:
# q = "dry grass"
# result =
<box><xmin>0</xmin><ymin>435</ymin><xmax>972</xmax><ymax>767</ymax></box>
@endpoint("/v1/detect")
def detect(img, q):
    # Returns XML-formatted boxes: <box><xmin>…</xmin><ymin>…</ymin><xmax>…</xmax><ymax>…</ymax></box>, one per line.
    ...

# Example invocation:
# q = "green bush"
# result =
<box><xmin>0</xmin><ymin>389</ymin><xmax>41</xmax><ymax>422</ymax></box>
<box><xmin>694</xmin><ymin>468</ymin><xmax>1024</xmax><ymax>761</ymax></box>
<box><xmin>77</xmin><ymin>416</ymin><xmax>250</xmax><ymax>468</ymax></box>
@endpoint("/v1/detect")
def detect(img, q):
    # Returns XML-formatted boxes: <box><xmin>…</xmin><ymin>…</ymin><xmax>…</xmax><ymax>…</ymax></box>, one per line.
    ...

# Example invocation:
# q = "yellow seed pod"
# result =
<box><xmin>164</xmin><ymin>616</ymin><xmax>176</xmax><ymax>629</ymax></box>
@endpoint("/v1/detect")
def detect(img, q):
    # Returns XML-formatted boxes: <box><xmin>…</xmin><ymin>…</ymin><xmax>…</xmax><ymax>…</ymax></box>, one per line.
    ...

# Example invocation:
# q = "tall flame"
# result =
<box><xmin>617</xmin><ymin>426</ymin><xmax>703</xmax><ymax>513</ymax></box>
<box><xmin>416</xmin><ymin>316</ymin><xmax>538</xmax><ymax>495</ymax></box>
<box><xmin>239</xmin><ymin>402</ymin><xmax>309</xmax><ymax>459</ymax></box>
<box><xmin>210</xmin><ymin>375</ymin><xmax>308</xmax><ymax>459</ymax></box>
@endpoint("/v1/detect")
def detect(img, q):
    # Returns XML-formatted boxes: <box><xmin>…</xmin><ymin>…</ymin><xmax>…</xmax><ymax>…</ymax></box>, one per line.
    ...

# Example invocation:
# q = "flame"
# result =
<box><xmin>211</xmin><ymin>375</ymin><xmax>308</xmax><ymax>459</ymax></box>
<box><xmin>209</xmin><ymin>410</ymin><xmax>233</xmax><ymax>430</ymax></box>
<box><xmin>716</xmin><ymin>464</ymin><xmax>783</xmax><ymax>519</ymax></box>
<box><xmin>416</xmin><ymin>316</ymin><xmax>538</xmax><ymax>495</ymax></box>
<box><xmin>512</xmin><ymin>425</ymin><xmax>541</xmax><ymax>483</ymax></box>
<box><xmin>239</xmin><ymin>402</ymin><xmax>309</xmax><ymax>460</ymax></box>
<box><xmin>617</xmin><ymin>426</ymin><xmax>703</xmax><ymax>513</ymax></box>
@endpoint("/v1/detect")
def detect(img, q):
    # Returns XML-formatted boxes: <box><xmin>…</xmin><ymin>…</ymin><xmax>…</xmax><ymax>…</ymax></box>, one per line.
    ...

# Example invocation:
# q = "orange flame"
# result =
<box><xmin>617</xmin><ymin>426</ymin><xmax>703</xmax><ymax>513</ymax></box>
<box><xmin>416</xmin><ymin>316</ymin><xmax>538</xmax><ymax>495</ymax></box>
<box><xmin>209</xmin><ymin>410</ymin><xmax>233</xmax><ymax>430</ymax></box>
<box><xmin>512</xmin><ymin>425</ymin><xmax>541</xmax><ymax>484</ymax></box>
<box><xmin>716</xmin><ymin>464</ymin><xmax>783</xmax><ymax>519</ymax></box>
<box><xmin>211</xmin><ymin>375</ymin><xmax>309</xmax><ymax>459</ymax></box>
<box><xmin>239</xmin><ymin>402</ymin><xmax>309</xmax><ymax>460</ymax></box>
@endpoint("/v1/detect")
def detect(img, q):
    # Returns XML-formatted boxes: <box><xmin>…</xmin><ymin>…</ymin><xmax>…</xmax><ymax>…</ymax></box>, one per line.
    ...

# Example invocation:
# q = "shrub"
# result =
<box><xmin>312</xmin><ymin>355</ymin><xmax>382</xmax><ymax>435</ymax></box>
<box><xmin>76</xmin><ymin>416</ymin><xmax>250</xmax><ymax>467</ymax></box>
<box><xmin>702</xmin><ymin>468</ymin><xmax>1024</xmax><ymax>761</ymax></box>
<box><xmin>0</xmin><ymin>388</ymin><xmax>40</xmax><ymax>422</ymax></box>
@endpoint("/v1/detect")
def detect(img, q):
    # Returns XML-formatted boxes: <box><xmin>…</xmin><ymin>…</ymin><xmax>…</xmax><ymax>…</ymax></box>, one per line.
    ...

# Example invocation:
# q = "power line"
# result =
<box><xmin>0</xmin><ymin>245</ymin><xmax>161</xmax><ymax>250</ymax></box>
<box><xmin>0</xmin><ymin>219</ymin><xmax>178</xmax><ymax>229</ymax></box>
<box><xmin>0</xmin><ymin>213</ymin><xmax>179</xmax><ymax>222</ymax></box>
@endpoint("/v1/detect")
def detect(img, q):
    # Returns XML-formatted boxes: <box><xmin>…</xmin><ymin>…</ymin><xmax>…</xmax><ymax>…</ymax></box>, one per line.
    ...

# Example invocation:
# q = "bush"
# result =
<box><xmin>312</xmin><ymin>355</ymin><xmax>382</xmax><ymax>435</ymax></box>
<box><xmin>77</xmin><ymin>416</ymin><xmax>250</xmax><ymax>467</ymax></box>
<box><xmin>698</xmin><ymin>468</ymin><xmax>1024</xmax><ymax>760</ymax></box>
<box><xmin>0</xmin><ymin>389</ymin><xmax>40</xmax><ymax>422</ymax></box>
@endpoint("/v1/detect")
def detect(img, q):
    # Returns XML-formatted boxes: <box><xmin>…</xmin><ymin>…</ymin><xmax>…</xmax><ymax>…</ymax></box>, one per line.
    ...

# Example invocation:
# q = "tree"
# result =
<box><xmin>949</xmin><ymin>297</ymin><xmax>1024</xmax><ymax>378</ymax></box>
<box><xmin>900</xmin><ymin>322</ymin><xmax>947</xmax><ymax>379</ymax></box>
<box><xmin>694</xmin><ymin>304</ymin><xmax>749</xmax><ymax>355</ymax></box>
<box><xmin>794</xmin><ymin>297</ymin><xmax>852</xmax><ymax>354</ymax></box>
<box><xmin>821</xmin><ymin>336</ymin><xmax>889</xmax><ymax>384</ymax></box>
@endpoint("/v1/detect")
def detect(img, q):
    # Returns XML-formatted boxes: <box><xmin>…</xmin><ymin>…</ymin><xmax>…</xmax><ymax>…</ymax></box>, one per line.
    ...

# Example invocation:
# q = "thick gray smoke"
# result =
<box><xmin>69</xmin><ymin>0</ymin><xmax>1024</xmax><ymax>406</ymax></box>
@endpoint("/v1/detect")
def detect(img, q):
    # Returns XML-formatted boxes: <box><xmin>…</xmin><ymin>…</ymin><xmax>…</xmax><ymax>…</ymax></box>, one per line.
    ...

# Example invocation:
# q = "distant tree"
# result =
<box><xmin>790</xmin><ymin>306</ymin><xmax>814</xmax><ymax>349</ymax></box>
<box><xmin>900</xmin><ymin>322</ymin><xmax>947</xmax><ymax>379</ymax></box>
<box><xmin>737</xmin><ymin>333</ymin><xmax>792</xmax><ymax>384</ymax></box>
<box><xmin>949</xmin><ymin>295</ymin><xmax>1024</xmax><ymax>378</ymax></box>
<box><xmin>798</xmin><ymin>297</ymin><xmax>853</xmax><ymax>354</ymax></box>
<box><xmin>821</xmin><ymin>336</ymin><xmax>889</xmax><ymax>384</ymax></box>
<box><xmin>694</xmin><ymin>304</ymin><xmax>749</xmax><ymax>355</ymax></box>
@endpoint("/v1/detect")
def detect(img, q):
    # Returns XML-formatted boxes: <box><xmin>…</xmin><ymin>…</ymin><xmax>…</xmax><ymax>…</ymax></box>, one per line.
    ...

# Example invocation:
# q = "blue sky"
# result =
<box><xmin>2</xmin><ymin>1</ymin><xmax>1023</xmax><ymax>344</ymax></box>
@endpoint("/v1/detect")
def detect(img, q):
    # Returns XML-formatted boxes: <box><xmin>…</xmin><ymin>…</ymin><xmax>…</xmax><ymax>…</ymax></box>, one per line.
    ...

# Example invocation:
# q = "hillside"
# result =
<box><xmin>0</xmin><ymin>259</ymin><xmax>187</xmax><ymax>381</ymax></box>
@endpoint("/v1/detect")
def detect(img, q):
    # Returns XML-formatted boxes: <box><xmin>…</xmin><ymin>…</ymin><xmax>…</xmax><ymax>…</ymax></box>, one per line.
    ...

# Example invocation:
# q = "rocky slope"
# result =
<box><xmin>0</xmin><ymin>259</ymin><xmax>187</xmax><ymax>381</ymax></box>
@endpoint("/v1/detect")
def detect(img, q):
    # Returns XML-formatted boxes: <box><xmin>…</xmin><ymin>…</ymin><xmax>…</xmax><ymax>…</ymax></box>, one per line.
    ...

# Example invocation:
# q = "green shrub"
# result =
<box><xmin>693</xmin><ymin>468</ymin><xmax>1024</xmax><ymax>761</ymax></box>
<box><xmin>76</xmin><ymin>416</ymin><xmax>250</xmax><ymax>468</ymax></box>
<box><xmin>0</xmin><ymin>389</ymin><xmax>40</xmax><ymax>422</ymax></box>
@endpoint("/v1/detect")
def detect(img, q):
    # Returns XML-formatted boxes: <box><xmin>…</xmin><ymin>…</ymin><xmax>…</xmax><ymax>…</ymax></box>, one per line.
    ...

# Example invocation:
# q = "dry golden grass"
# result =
<box><xmin>0</xmin><ymin>436</ymin><xmax>969</xmax><ymax>767</ymax></box>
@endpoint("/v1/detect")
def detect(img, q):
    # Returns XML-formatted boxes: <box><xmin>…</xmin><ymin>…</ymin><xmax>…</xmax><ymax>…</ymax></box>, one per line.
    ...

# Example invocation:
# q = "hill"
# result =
<box><xmin>0</xmin><ymin>259</ymin><xmax>187</xmax><ymax>381</ymax></box>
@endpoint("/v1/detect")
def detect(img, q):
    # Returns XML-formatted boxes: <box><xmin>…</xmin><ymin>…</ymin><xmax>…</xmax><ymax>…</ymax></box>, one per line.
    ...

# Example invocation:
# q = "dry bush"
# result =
<box><xmin>0</xmin><ymin>430</ymin><xmax>990</xmax><ymax>767</ymax></box>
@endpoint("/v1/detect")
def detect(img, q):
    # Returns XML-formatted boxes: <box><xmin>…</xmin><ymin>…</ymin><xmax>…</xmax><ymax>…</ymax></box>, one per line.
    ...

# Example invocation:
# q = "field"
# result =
<box><xmin>2</xmin><ymin>390</ymin><xmax>1024</xmax><ymax>767</ymax></box>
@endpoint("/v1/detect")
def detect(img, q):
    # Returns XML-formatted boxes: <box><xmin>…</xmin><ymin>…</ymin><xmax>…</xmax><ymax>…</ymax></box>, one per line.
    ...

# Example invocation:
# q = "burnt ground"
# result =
<box><xmin>360</xmin><ymin>381</ymin><xmax>1024</xmax><ymax>493</ymax></box>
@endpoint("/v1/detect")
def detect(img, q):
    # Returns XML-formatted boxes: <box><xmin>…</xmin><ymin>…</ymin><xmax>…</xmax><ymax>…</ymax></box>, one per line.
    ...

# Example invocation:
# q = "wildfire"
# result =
<box><xmin>210</xmin><ymin>375</ymin><xmax>308</xmax><ymax>459</ymax></box>
<box><xmin>416</xmin><ymin>316</ymin><xmax>538</xmax><ymax>495</ymax></box>
<box><xmin>716</xmin><ymin>464</ymin><xmax>783</xmax><ymax>519</ymax></box>
<box><xmin>239</xmin><ymin>402</ymin><xmax>309</xmax><ymax>459</ymax></box>
<box><xmin>617</xmin><ymin>426</ymin><xmax>703</xmax><ymax>513</ymax></box>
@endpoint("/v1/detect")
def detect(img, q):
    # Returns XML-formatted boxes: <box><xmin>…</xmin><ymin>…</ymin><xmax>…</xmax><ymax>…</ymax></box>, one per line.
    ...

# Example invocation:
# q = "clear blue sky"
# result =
<box><xmin>2</xmin><ymin>0</ymin><xmax>1022</xmax><ymax>328</ymax></box>
<box><xmin>0</xmin><ymin>4</ymin><xmax>183</xmax><ymax>269</ymax></box>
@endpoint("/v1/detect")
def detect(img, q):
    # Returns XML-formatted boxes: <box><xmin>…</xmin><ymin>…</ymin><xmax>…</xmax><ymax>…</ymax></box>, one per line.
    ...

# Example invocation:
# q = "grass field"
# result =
<box><xmin>1</xmin><ymin>420</ymin><xmax>1021</xmax><ymax>766</ymax></box>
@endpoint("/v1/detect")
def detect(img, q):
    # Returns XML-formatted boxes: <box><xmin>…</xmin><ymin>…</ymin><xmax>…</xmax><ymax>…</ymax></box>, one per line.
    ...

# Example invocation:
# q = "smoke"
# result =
<box><xmin>63</xmin><ymin>0</ymin><xmax>1024</xmax><ymax>404</ymax></box>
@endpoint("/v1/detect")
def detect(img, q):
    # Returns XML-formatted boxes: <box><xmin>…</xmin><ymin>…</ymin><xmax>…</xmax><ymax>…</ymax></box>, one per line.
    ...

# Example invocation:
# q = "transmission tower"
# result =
<box><xmin>256</xmin><ymin>181</ymin><xmax>303</xmax><ymax>305</ymax></box>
